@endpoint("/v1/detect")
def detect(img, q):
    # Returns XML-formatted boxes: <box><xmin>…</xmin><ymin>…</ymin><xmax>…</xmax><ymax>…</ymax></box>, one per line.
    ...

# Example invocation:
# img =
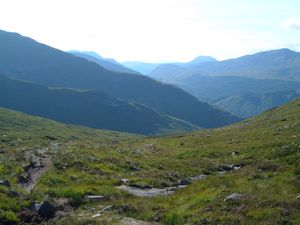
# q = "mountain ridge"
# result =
<box><xmin>0</xmin><ymin>29</ymin><xmax>240</xmax><ymax>128</ymax></box>
<box><xmin>0</xmin><ymin>74</ymin><xmax>199</xmax><ymax>135</ymax></box>
<box><xmin>68</xmin><ymin>50</ymin><xmax>139</xmax><ymax>74</ymax></box>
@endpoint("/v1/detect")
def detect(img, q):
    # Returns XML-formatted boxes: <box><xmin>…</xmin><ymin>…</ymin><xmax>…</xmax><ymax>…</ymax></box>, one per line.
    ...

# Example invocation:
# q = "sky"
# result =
<box><xmin>0</xmin><ymin>0</ymin><xmax>300</xmax><ymax>62</ymax></box>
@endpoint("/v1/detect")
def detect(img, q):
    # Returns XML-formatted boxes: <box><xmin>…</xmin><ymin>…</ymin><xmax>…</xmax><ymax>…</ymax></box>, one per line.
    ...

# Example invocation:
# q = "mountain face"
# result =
<box><xmin>121</xmin><ymin>61</ymin><xmax>162</xmax><ymax>75</ymax></box>
<box><xmin>148</xmin><ymin>56</ymin><xmax>217</xmax><ymax>83</ymax></box>
<box><xmin>0</xmin><ymin>74</ymin><xmax>199</xmax><ymax>135</ymax></box>
<box><xmin>0</xmin><ymin>30</ymin><xmax>240</xmax><ymax>128</ymax></box>
<box><xmin>214</xmin><ymin>90</ymin><xmax>300</xmax><ymax>118</ymax></box>
<box><xmin>68</xmin><ymin>51</ymin><xmax>139</xmax><ymax>74</ymax></box>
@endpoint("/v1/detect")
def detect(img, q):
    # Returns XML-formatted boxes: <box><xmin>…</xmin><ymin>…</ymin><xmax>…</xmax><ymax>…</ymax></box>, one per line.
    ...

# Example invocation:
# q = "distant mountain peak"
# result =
<box><xmin>189</xmin><ymin>56</ymin><xmax>217</xmax><ymax>64</ymax></box>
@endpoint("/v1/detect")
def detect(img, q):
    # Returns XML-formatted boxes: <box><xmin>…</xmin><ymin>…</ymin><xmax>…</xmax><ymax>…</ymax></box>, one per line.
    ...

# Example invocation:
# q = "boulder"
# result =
<box><xmin>32</xmin><ymin>201</ymin><xmax>56</xmax><ymax>219</ymax></box>
<box><xmin>224</xmin><ymin>193</ymin><xmax>242</xmax><ymax>202</ymax></box>
<box><xmin>178</xmin><ymin>178</ymin><xmax>192</xmax><ymax>186</ymax></box>
<box><xmin>0</xmin><ymin>180</ymin><xmax>10</xmax><ymax>187</ymax></box>
<box><xmin>17</xmin><ymin>174</ymin><xmax>30</xmax><ymax>185</ymax></box>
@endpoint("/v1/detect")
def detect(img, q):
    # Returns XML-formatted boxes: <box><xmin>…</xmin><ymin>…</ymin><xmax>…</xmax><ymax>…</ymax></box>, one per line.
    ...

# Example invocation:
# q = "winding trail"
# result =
<box><xmin>117</xmin><ymin>169</ymin><xmax>240</xmax><ymax>197</ymax></box>
<box><xmin>21</xmin><ymin>142</ymin><xmax>58</xmax><ymax>192</ymax></box>
<box><xmin>24</xmin><ymin>156</ymin><xmax>52</xmax><ymax>192</ymax></box>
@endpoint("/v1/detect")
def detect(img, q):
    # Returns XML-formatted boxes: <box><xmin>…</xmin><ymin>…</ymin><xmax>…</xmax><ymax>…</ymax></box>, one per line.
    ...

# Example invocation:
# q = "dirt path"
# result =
<box><xmin>116</xmin><ymin>175</ymin><xmax>207</xmax><ymax>197</ymax></box>
<box><xmin>117</xmin><ymin>185</ymin><xmax>178</xmax><ymax>197</ymax></box>
<box><xmin>24</xmin><ymin>155</ymin><xmax>52</xmax><ymax>192</ymax></box>
<box><xmin>20</xmin><ymin>142</ymin><xmax>58</xmax><ymax>192</ymax></box>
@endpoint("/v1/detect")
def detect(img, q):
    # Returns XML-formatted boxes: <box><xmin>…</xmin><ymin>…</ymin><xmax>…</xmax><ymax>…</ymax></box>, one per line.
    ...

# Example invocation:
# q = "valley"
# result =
<box><xmin>0</xmin><ymin>2</ymin><xmax>300</xmax><ymax>223</ymax></box>
<box><xmin>0</xmin><ymin>97</ymin><xmax>300</xmax><ymax>224</ymax></box>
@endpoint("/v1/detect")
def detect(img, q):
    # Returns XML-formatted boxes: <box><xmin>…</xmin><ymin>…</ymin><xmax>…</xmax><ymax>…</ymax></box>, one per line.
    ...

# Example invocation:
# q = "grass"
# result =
<box><xmin>1</xmin><ymin>99</ymin><xmax>300</xmax><ymax>224</ymax></box>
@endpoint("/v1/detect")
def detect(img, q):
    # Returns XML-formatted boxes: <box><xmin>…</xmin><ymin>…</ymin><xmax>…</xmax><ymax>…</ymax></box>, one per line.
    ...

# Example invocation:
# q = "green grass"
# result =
<box><xmin>1</xmin><ymin>99</ymin><xmax>300</xmax><ymax>224</ymax></box>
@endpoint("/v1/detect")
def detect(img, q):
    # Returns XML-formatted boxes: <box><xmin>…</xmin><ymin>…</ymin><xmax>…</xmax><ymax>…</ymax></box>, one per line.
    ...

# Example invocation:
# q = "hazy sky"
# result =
<box><xmin>1</xmin><ymin>0</ymin><xmax>300</xmax><ymax>62</ymax></box>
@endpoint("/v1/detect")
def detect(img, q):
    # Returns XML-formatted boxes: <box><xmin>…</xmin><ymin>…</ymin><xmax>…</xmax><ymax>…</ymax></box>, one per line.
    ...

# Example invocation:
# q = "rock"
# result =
<box><xmin>129</xmin><ymin>183</ymin><xmax>152</xmax><ymax>189</ymax></box>
<box><xmin>224</xmin><ymin>193</ymin><xmax>242</xmax><ymax>202</ymax></box>
<box><xmin>91</xmin><ymin>213</ymin><xmax>102</xmax><ymax>218</ymax></box>
<box><xmin>178</xmin><ymin>178</ymin><xmax>192</xmax><ymax>186</ymax></box>
<box><xmin>121</xmin><ymin>178</ymin><xmax>129</xmax><ymax>184</ymax></box>
<box><xmin>144</xmin><ymin>143</ymin><xmax>155</xmax><ymax>150</ymax></box>
<box><xmin>17</xmin><ymin>174</ymin><xmax>30</xmax><ymax>185</ymax></box>
<box><xmin>85</xmin><ymin>195</ymin><xmax>104</xmax><ymax>202</ymax></box>
<box><xmin>202</xmin><ymin>207</ymin><xmax>212</xmax><ymax>212</ymax></box>
<box><xmin>231</xmin><ymin>151</ymin><xmax>240</xmax><ymax>156</ymax></box>
<box><xmin>91</xmin><ymin>205</ymin><xmax>113</xmax><ymax>218</ymax></box>
<box><xmin>296</xmin><ymin>194</ymin><xmax>300</xmax><ymax>200</ymax></box>
<box><xmin>217</xmin><ymin>165</ymin><xmax>233</xmax><ymax>172</ymax></box>
<box><xmin>218</xmin><ymin>164</ymin><xmax>243</xmax><ymax>172</ymax></box>
<box><xmin>231</xmin><ymin>164</ymin><xmax>242</xmax><ymax>170</ymax></box>
<box><xmin>0</xmin><ymin>180</ymin><xmax>10</xmax><ymax>187</ymax></box>
<box><xmin>191</xmin><ymin>175</ymin><xmax>207</xmax><ymax>180</ymax></box>
<box><xmin>24</xmin><ymin>161</ymin><xmax>36</xmax><ymax>172</ymax></box>
<box><xmin>32</xmin><ymin>201</ymin><xmax>56</xmax><ymax>219</ymax></box>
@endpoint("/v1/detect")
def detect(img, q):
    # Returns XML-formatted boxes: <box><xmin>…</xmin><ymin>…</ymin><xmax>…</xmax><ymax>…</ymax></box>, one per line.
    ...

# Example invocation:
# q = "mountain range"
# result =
<box><xmin>122</xmin><ymin>56</ymin><xmax>217</xmax><ymax>75</ymax></box>
<box><xmin>148</xmin><ymin>49</ymin><xmax>300</xmax><ymax>82</ymax></box>
<box><xmin>0</xmin><ymin>30</ymin><xmax>239</xmax><ymax>133</ymax></box>
<box><xmin>143</xmin><ymin>49</ymin><xmax>300</xmax><ymax>118</ymax></box>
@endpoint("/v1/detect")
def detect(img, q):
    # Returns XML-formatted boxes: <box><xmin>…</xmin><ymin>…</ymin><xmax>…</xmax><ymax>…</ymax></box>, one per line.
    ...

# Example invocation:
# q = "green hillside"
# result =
<box><xmin>0</xmin><ymin>74</ymin><xmax>199</xmax><ymax>135</ymax></box>
<box><xmin>0</xmin><ymin>98</ymin><xmax>300</xmax><ymax>224</ymax></box>
<box><xmin>214</xmin><ymin>90</ymin><xmax>300</xmax><ymax>118</ymax></box>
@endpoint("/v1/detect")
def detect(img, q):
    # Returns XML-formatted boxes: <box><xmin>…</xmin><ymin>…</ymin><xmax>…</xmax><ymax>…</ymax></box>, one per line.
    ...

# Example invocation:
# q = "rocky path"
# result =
<box><xmin>20</xmin><ymin>142</ymin><xmax>58</xmax><ymax>192</ymax></box>
<box><xmin>117</xmin><ymin>165</ymin><xmax>242</xmax><ymax>197</ymax></box>
<box><xmin>24</xmin><ymin>155</ymin><xmax>52</xmax><ymax>192</ymax></box>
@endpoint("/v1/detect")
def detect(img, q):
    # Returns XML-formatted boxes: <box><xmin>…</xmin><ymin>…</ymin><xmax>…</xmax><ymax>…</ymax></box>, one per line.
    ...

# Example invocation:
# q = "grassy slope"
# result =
<box><xmin>0</xmin><ymin>74</ymin><xmax>200</xmax><ymax>135</ymax></box>
<box><xmin>1</xmin><ymin>98</ymin><xmax>300</xmax><ymax>224</ymax></box>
